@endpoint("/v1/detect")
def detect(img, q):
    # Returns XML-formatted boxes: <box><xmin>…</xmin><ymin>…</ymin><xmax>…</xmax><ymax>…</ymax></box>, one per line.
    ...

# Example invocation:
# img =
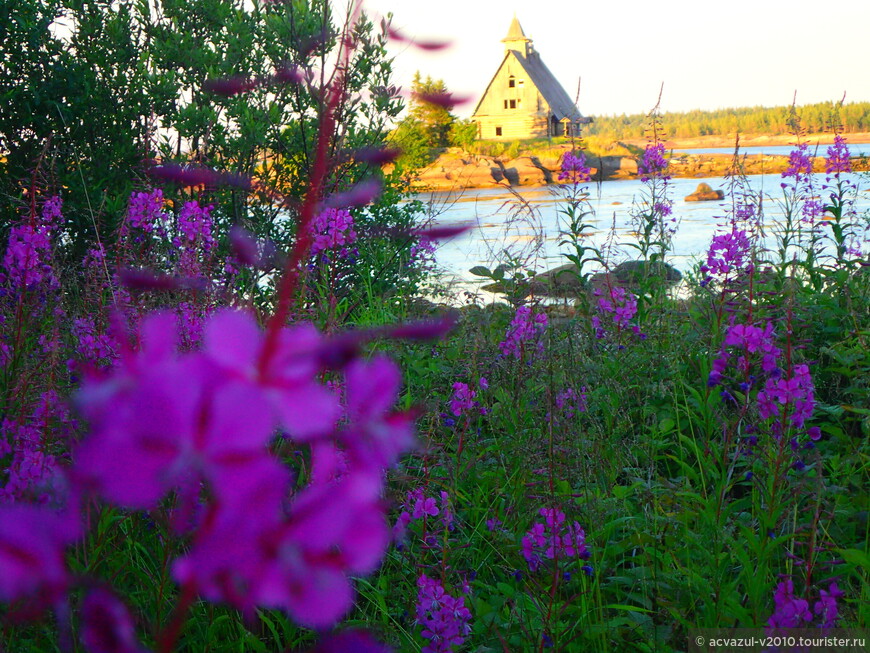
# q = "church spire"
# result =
<box><xmin>502</xmin><ymin>15</ymin><xmax>531</xmax><ymax>56</ymax></box>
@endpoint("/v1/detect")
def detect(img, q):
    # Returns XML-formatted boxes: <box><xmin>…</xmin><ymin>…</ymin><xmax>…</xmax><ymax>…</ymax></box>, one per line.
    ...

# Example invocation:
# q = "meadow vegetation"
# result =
<box><xmin>1</xmin><ymin>2</ymin><xmax>868</xmax><ymax>652</ymax></box>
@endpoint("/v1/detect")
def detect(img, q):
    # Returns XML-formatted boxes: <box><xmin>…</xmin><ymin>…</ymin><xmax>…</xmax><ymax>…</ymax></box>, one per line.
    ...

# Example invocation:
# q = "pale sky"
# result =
<box><xmin>360</xmin><ymin>0</ymin><xmax>870</xmax><ymax>119</ymax></box>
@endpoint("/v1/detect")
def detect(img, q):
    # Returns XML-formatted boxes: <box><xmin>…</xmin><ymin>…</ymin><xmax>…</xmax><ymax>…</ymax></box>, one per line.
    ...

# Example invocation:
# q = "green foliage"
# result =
<box><xmin>407</xmin><ymin>72</ymin><xmax>453</xmax><ymax>147</ymax></box>
<box><xmin>390</xmin><ymin>116</ymin><xmax>435</xmax><ymax>174</ymax></box>
<box><xmin>448</xmin><ymin>118</ymin><xmax>477</xmax><ymax>149</ymax></box>
<box><xmin>0</xmin><ymin>0</ymin><xmax>406</xmax><ymax>250</ymax></box>
<box><xmin>0</xmin><ymin>0</ymin><xmax>155</xmax><ymax>250</ymax></box>
<box><xmin>389</xmin><ymin>73</ymin><xmax>474</xmax><ymax>175</ymax></box>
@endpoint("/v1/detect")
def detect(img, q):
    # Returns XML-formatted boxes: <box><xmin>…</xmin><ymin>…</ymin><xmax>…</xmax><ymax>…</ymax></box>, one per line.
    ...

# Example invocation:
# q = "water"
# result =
<box><xmin>418</xmin><ymin>172</ymin><xmax>870</xmax><ymax>294</ymax></box>
<box><xmin>672</xmin><ymin>144</ymin><xmax>870</xmax><ymax>157</ymax></box>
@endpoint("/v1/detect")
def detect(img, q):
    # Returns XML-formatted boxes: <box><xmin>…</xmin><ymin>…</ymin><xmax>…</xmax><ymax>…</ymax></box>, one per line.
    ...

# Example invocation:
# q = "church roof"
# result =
<box><xmin>512</xmin><ymin>52</ymin><xmax>583</xmax><ymax>122</ymax></box>
<box><xmin>502</xmin><ymin>15</ymin><xmax>529</xmax><ymax>42</ymax></box>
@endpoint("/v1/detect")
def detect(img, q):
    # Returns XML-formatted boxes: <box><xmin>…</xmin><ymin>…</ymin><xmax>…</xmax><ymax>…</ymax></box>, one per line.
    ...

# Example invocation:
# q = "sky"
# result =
<box><xmin>359</xmin><ymin>0</ymin><xmax>870</xmax><ymax>119</ymax></box>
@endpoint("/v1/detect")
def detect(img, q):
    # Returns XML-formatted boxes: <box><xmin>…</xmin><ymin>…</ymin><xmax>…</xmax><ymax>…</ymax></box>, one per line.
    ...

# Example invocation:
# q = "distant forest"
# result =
<box><xmin>585</xmin><ymin>102</ymin><xmax>870</xmax><ymax>140</ymax></box>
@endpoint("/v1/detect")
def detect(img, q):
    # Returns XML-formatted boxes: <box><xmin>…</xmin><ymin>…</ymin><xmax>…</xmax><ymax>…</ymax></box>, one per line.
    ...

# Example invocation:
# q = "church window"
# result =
<box><xmin>508</xmin><ymin>76</ymin><xmax>516</xmax><ymax>88</ymax></box>
<box><xmin>509</xmin><ymin>100</ymin><xmax>516</xmax><ymax>109</ymax></box>
<box><xmin>495</xmin><ymin>127</ymin><xmax>502</xmax><ymax>136</ymax></box>
<box><xmin>518</xmin><ymin>79</ymin><xmax>525</xmax><ymax>87</ymax></box>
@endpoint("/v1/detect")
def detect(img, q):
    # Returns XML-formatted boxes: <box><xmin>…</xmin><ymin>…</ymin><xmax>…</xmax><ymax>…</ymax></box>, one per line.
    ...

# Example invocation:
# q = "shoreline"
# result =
<box><xmin>629</xmin><ymin>131</ymin><xmax>870</xmax><ymax>150</ymax></box>
<box><xmin>407</xmin><ymin>136</ymin><xmax>870</xmax><ymax>193</ymax></box>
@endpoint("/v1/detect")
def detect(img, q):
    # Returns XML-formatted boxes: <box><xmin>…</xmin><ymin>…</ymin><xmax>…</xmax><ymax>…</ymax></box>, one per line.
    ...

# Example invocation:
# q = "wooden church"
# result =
<box><xmin>471</xmin><ymin>16</ymin><xmax>591</xmax><ymax>140</ymax></box>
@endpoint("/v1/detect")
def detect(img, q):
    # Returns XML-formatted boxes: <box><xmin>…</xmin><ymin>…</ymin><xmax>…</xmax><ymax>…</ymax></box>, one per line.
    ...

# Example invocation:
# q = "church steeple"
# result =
<box><xmin>501</xmin><ymin>15</ymin><xmax>531</xmax><ymax>57</ymax></box>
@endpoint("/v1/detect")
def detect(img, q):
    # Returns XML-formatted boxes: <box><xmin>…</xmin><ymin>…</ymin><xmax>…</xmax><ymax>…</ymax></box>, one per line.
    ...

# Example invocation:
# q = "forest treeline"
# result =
<box><xmin>585</xmin><ymin>101</ymin><xmax>870</xmax><ymax>140</ymax></box>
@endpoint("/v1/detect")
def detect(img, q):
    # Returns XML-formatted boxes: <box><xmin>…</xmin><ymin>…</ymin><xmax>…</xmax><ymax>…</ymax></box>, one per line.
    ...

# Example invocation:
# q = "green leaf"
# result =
<box><xmin>469</xmin><ymin>265</ymin><xmax>492</xmax><ymax>277</ymax></box>
<box><xmin>838</xmin><ymin>548</ymin><xmax>870</xmax><ymax>571</ymax></box>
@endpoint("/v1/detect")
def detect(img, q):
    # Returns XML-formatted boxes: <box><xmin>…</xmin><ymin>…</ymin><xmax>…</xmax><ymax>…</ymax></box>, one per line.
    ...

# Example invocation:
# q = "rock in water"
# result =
<box><xmin>685</xmin><ymin>182</ymin><xmax>724</xmax><ymax>202</ymax></box>
<box><xmin>612</xmin><ymin>260</ymin><xmax>682</xmax><ymax>284</ymax></box>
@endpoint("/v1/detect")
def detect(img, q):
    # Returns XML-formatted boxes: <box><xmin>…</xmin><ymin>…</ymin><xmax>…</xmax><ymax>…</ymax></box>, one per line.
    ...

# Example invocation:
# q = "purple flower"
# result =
<box><xmin>554</xmin><ymin>387</ymin><xmax>587</xmax><ymax>419</ymax></box>
<box><xmin>449</xmin><ymin>382</ymin><xmax>476</xmax><ymax>417</ymax></box>
<box><xmin>310</xmin><ymin>208</ymin><xmax>357</xmax><ymax>257</ymax></box>
<box><xmin>3</xmin><ymin>197</ymin><xmax>63</xmax><ymax>290</ymax></box>
<box><xmin>814</xmin><ymin>582</ymin><xmax>844</xmax><ymax>628</ymax></box>
<box><xmin>413</xmin><ymin>496</ymin><xmax>439</xmax><ymax>519</ymax></box>
<box><xmin>638</xmin><ymin>143</ymin><xmax>669</xmax><ymax>180</ymax></box>
<box><xmin>522</xmin><ymin>507</ymin><xmax>589</xmax><ymax>572</ymax></box>
<box><xmin>558</xmin><ymin>151</ymin><xmax>591</xmax><ymax>184</ymax></box>
<box><xmin>486</xmin><ymin>518</ymin><xmax>502</xmax><ymax>532</ymax></box>
<box><xmin>126</xmin><ymin>189</ymin><xmax>166</xmax><ymax>233</ymax></box>
<box><xmin>592</xmin><ymin>286</ymin><xmax>638</xmax><ymax>338</ymax></box>
<box><xmin>0</xmin><ymin>503</ymin><xmax>80</xmax><ymax>604</ymax></box>
<box><xmin>783</xmin><ymin>143</ymin><xmax>813</xmax><ymax>179</ymax></box>
<box><xmin>499</xmin><ymin>306</ymin><xmax>547</xmax><ymax>358</ymax></box>
<box><xmin>172</xmin><ymin>201</ymin><xmax>216</xmax><ymax>276</ymax></box>
<box><xmin>80</xmin><ymin>588</ymin><xmax>149</xmax><ymax>653</ymax></box>
<box><xmin>705</xmin><ymin>226</ymin><xmax>752</xmax><ymax>279</ymax></box>
<box><xmin>767</xmin><ymin>579</ymin><xmax>812</xmax><ymax>629</ymax></box>
<box><xmin>415</xmin><ymin>574</ymin><xmax>472</xmax><ymax>653</ymax></box>
<box><xmin>825</xmin><ymin>135</ymin><xmax>852</xmax><ymax>175</ymax></box>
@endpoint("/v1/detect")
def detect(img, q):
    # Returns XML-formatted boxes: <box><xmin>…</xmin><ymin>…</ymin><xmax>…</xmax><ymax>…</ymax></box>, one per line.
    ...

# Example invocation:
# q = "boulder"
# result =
<box><xmin>481</xmin><ymin>260</ymin><xmax>683</xmax><ymax>299</ymax></box>
<box><xmin>611</xmin><ymin>259</ymin><xmax>682</xmax><ymax>284</ymax></box>
<box><xmin>685</xmin><ymin>182</ymin><xmax>724</xmax><ymax>202</ymax></box>
<box><xmin>526</xmin><ymin>263</ymin><xmax>584</xmax><ymax>297</ymax></box>
<box><xmin>505</xmin><ymin>157</ymin><xmax>548</xmax><ymax>186</ymax></box>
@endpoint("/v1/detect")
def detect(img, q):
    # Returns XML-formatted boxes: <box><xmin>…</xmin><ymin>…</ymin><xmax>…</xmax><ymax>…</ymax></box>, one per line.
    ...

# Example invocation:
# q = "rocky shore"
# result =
<box><xmin>406</xmin><ymin>140</ymin><xmax>870</xmax><ymax>192</ymax></box>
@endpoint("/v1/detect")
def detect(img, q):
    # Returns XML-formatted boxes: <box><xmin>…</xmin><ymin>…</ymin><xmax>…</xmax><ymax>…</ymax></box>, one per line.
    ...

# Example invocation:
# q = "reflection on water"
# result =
<box><xmin>417</xmin><ymin>172</ymin><xmax>870</xmax><ymax>295</ymax></box>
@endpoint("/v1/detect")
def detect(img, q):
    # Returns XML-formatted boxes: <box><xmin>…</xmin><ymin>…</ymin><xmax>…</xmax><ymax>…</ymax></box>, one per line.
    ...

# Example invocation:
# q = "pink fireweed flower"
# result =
<box><xmin>80</xmin><ymin>588</ymin><xmax>149</xmax><ymax>653</ymax></box>
<box><xmin>176</xmin><ymin>469</ymin><xmax>389</xmax><ymax>627</ymax></box>
<box><xmin>756</xmin><ymin>363</ymin><xmax>815</xmax><ymax>428</ymax></box>
<box><xmin>413</xmin><ymin>495</ymin><xmax>439</xmax><ymax>520</ymax></box>
<box><xmin>783</xmin><ymin>143</ymin><xmax>813</xmax><ymax>179</ymax></box>
<box><xmin>3</xmin><ymin>196</ymin><xmax>63</xmax><ymax>290</ymax></box>
<box><xmin>708</xmin><ymin>321</ymin><xmax>780</xmax><ymax>386</ymax></box>
<box><xmin>309</xmin><ymin>207</ymin><xmax>357</xmax><ymax>257</ymax></box>
<box><xmin>767</xmin><ymin>578</ymin><xmax>812</xmax><ymax>629</ymax></box>
<box><xmin>554</xmin><ymin>387</ymin><xmax>587</xmax><ymax>419</ymax></box>
<box><xmin>71</xmin><ymin>317</ymin><xmax>118</xmax><ymax>369</ymax></box>
<box><xmin>126</xmin><ymin>189</ymin><xmax>166</xmax><ymax>233</ymax></box>
<box><xmin>814</xmin><ymin>582</ymin><xmax>844</xmax><ymax>628</ymax></box>
<box><xmin>499</xmin><ymin>306</ymin><xmax>548</xmax><ymax>358</ymax></box>
<box><xmin>75</xmin><ymin>307</ymin><xmax>416</xmax><ymax>628</ymax></box>
<box><xmin>781</xmin><ymin>143</ymin><xmax>824</xmax><ymax>223</ymax></box>
<box><xmin>825</xmin><ymin>135</ymin><xmax>852</xmax><ymax>175</ymax></box>
<box><xmin>592</xmin><ymin>286</ymin><xmax>638</xmax><ymax>338</ymax></box>
<box><xmin>558</xmin><ymin>151</ymin><xmax>591</xmax><ymax>184</ymax></box>
<box><xmin>702</xmin><ymin>226</ymin><xmax>752</xmax><ymax>279</ymax></box>
<box><xmin>175</xmin><ymin>201</ymin><xmax>216</xmax><ymax>251</ymax></box>
<box><xmin>0</xmin><ymin>503</ymin><xmax>80</xmax><ymax>604</ymax></box>
<box><xmin>339</xmin><ymin>355</ymin><xmax>415</xmax><ymax>469</ymax></box>
<box><xmin>74</xmin><ymin>309</ymin><xmax>338</xmax><ymax>508</ymax></box>
<box><xmin>75</xmin><ymin>352</ymin><xmax>278</xmax><ymax>509</ymax></box>
<box><xmin>202</xmin><ymin>309</ymin><xmax>341</xmax><ymax>440</ymax></box>
<box><xmin>639</xmin><ymin>143</ymin><xmax>669</xmax><ymax>181</ymax></box>
<box><xmin>415</xmin><ymin>574</ymin><xmax>472</xmax><ymax>653</ymax></box>
<box><xmin>449</xmin><ymin>382</ymin><xmax>476</xmax><ymax>417</ymax></box>
<box><xmin>410</xmin><ymin>235</ymin><xmax>437</xmax><ymax>273</ymax></box>
<box><xmin>1</xmin><ymin>391</ymin><xmax>75</xmax><ymax>505</ymax></box>
<box><xmin>173</xmin><ymin>200</ymin><xmax>216</xmax><ymax>276</ymax></box>
<box><xmin>522</xmin><ymin>507</ymin><xmax>589</xmax><ymax>572</ymax></box>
